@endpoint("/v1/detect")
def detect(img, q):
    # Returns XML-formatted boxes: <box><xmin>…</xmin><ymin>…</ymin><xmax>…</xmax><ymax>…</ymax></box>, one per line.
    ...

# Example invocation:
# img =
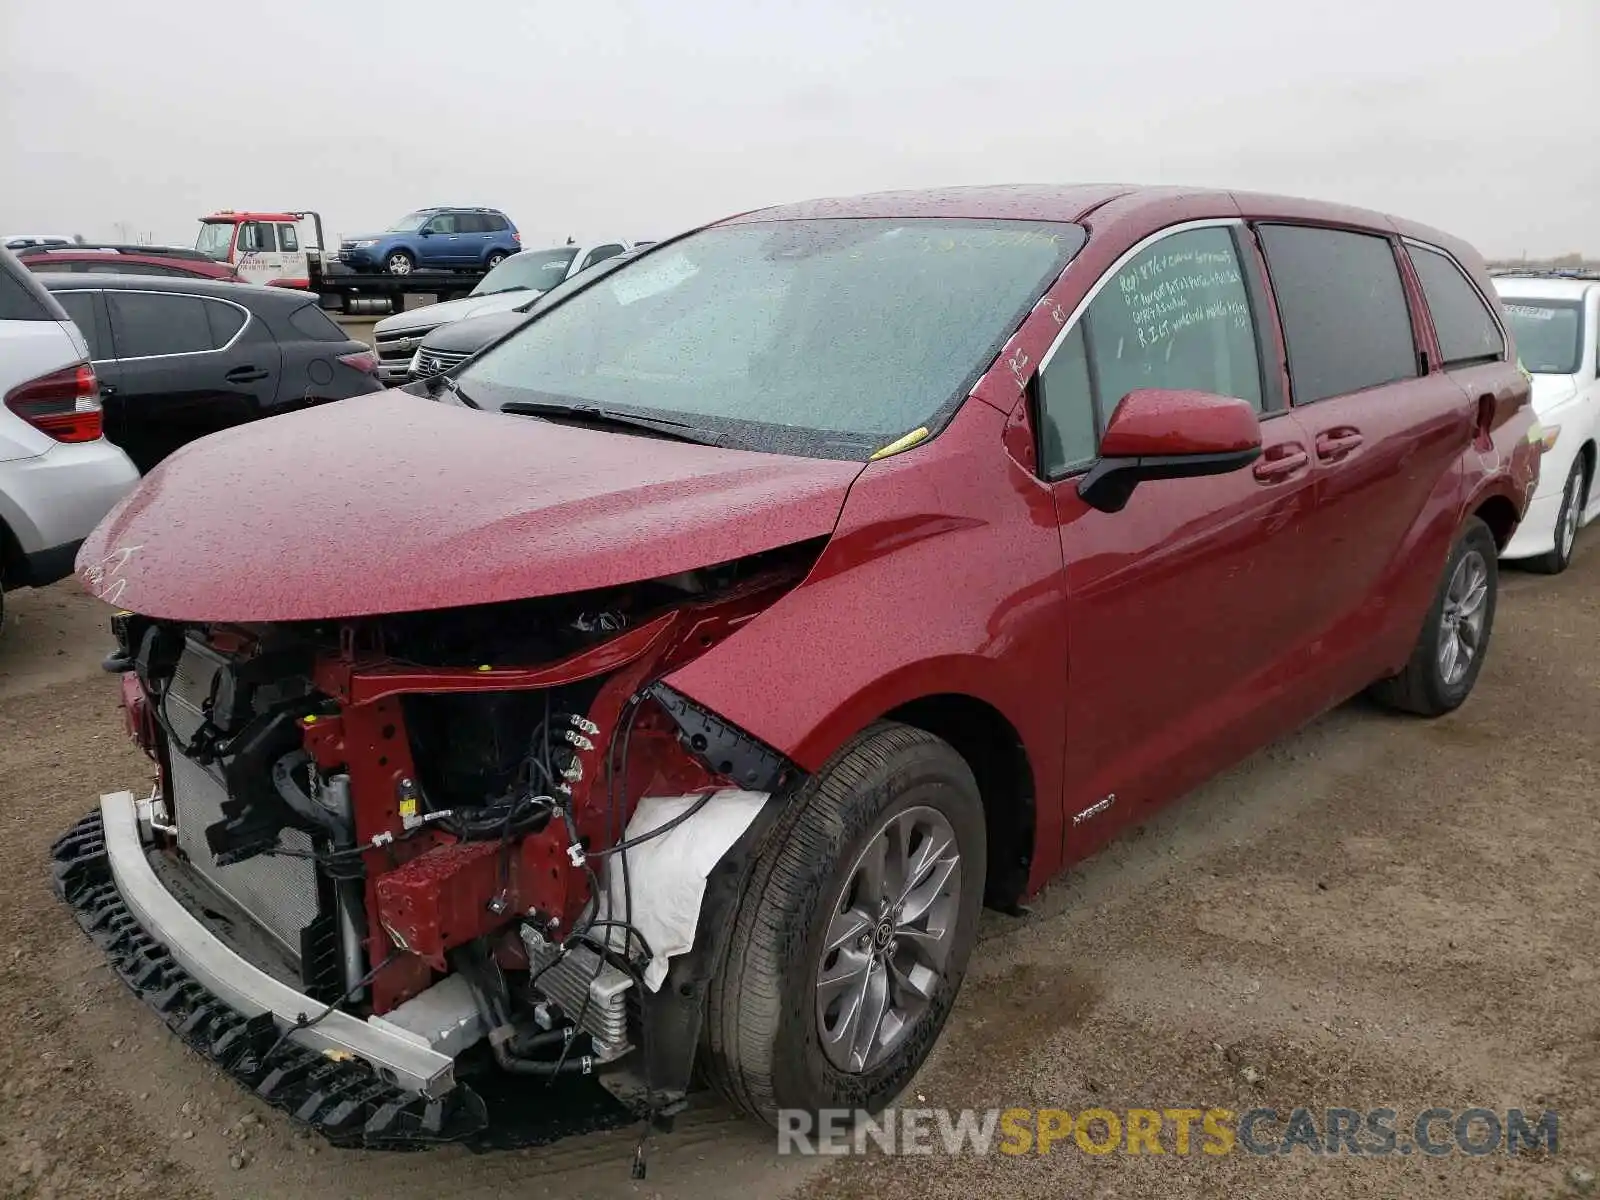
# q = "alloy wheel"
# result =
<box><xmin>387</xmin><ymin>253</ymin><xmax>413</xmax><ymax>275</ymax></box>
<box><xmin>1437</xmin><ymin>549</ymin><xmax>1489</xmax><ymax>687</ymax></box>
<box><xmin>815</xmin><ymin>805</ymin><xmax>961</xmax><ymax>1074</ymax></box>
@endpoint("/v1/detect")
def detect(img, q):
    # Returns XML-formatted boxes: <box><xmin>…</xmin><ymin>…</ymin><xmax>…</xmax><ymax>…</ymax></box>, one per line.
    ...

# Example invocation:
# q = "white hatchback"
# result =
<box><xmin>1493</xmin><ymin>273</ymin><xmax>1600</xmax><ymax>573</ymax></box>
<box><xmin>0</xmin><ymin>247</ymin><xmax>139</xmax><ymax>629</ymax></box>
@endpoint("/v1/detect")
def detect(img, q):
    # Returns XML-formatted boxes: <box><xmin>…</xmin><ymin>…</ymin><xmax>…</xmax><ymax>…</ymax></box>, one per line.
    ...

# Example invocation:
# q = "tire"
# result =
<box><xmin>1527</xmin><ymin>458</ymin><xmax>1586</xmax><ymax>575</ymax></box>
<box><xmin>703</xmin><ymin>722</ymin><xmax>985</xmax><ymax>1127</ymax></box>
<box><xmin>1369</xmin><ymin>516</ymin><xmax>1498</xmax><ymax>716</ymax></box>
<box><xmin>384</xmin><ymin>250</ymin><xmax>415</xmax><ymax>276</ymax></box>
<box><xmin>485</xmin><ymin>250</ymin><xmax>508</xmax><ymax>269</ymax></box>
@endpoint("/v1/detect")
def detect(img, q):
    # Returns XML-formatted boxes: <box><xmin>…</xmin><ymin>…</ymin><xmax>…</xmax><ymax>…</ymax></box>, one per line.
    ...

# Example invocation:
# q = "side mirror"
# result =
<box><xmin>1077</xmin><ymin>388</ymin><xmax>1263</xmax><ymax>514</ymax></box>
<box><xmin>419</xmin><ymin>228</ymin><xmax>434</xmax><ymax>237</ymax></box>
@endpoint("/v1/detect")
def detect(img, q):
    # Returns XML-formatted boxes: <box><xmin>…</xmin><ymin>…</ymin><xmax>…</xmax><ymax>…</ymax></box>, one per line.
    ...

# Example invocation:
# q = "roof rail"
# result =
<box><xmin>15</xmin><ymin>242</ymin><xmax>211</xmax><ymax>262</ymax></box>
<box><xmin>1491</xmin><ymin>266</ymin><xmax>1600</xmax><ymax>282</ymax></box>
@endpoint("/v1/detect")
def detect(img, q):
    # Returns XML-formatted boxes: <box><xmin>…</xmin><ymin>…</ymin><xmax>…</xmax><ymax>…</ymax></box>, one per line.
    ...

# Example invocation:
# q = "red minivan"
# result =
<box><xmin>55</xmin><ymin>185</ymin><xmax>1538</xmax><ymax>1146</ymax></box>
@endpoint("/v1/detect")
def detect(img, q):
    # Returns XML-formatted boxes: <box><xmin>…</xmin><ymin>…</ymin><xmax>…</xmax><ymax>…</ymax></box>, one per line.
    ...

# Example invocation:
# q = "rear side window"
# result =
<box><xmin>485</xmin><ymin>213</ymin><xmax>509</xmax><ymax>232</ymax></box>
<box><xmin>0</xmin><ymin>254</ymin><xmax>64</xmax><ymax>320</ymax></box>
<box><xmin>204</xmin><ymin>300</ymin><xmax>246</xmax><ymax>346</ymax></box>
<box><xmin>1257</xmin><ymin>225</ymin><xmax>1417</xmax><ymax>403</ymax></box>
<box><xmin>581</xmin><ymin>243</ymin><xmax>627</xmax><ymax>271</ymax></box>
<box><xmin>1036</xmin><ymin>224</ymin><xmax>1263</xmax><ymax>476</ymax></box>
<box><xmin>1406</xmin><ymin>245</ymin><xmax>1504</xmax><ymax>367</ymax></box>
<box><xmin>107</xmin><ymin>292</ymin><xmax>215</xmax><ymax>357</ymax></box>
<box><xmin>287</xmin><ymin>303</ymin><xmax>350</xmax><ymax>342</ymax></box>
<box><xmin>52</xmin><ymin>291</ymin><xmax>107</xmax><ymax>358</ymax></box>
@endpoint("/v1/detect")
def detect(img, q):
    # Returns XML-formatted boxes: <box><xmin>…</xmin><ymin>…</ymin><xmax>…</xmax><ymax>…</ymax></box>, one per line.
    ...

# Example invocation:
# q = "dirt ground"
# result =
<box><xmin>1</xmin><ymin>542</ymin><xmax>1596</xmax><ymax>1200</ymax></box>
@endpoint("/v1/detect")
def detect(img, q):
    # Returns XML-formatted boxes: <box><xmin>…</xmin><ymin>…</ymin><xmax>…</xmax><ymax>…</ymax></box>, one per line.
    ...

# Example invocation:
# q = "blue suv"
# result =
<box><xmin>338</xmin><ymin>207</ymin><xmax>521</xmax><ymax>275</ymax></box>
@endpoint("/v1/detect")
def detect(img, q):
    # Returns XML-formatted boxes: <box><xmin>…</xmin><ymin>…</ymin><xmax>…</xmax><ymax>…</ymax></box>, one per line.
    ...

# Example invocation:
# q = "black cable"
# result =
<box><xmin>261</xmin><ymin>951</ymin><xmax>400</xmax><ymax>1067</ymax></box>
<box><xmin>584</xmin><ymin>786</ymin><xmax>717</xmax><ymax>860</ymax></box>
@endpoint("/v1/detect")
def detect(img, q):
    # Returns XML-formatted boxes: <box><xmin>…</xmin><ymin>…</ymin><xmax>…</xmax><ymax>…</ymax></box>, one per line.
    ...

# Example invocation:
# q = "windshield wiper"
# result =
<box><xmin>426</xmin><ymin>373</ymin><xmax>479</xmax><ymax>408</ymax></box>
<box><xmin>499</xmin><ymin>400</ymin><xmax>724</xmax><ymax>447</ymax></box>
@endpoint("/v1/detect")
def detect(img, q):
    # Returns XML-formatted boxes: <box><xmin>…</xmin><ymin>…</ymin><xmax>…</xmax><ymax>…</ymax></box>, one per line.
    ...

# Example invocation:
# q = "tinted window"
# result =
<box><xmin>239</xmin><ymin>222</ymin><xmax>278</xmax><ymax>253</ymax></box>
<box><xmin>484</xmin><ymin>213</ymin><xmax>509</xmax><ymax>232</ymax></box>
<box><xmin>0</xmin><ymin>255</ymin><xmax>60</xmax><ymax>321</ymax></box>
<box><xmin>1037</xmin><ymin>322</ymin><xmax>1097</xmax><ymax>474</ymax></box>
<box><xmin>581</xmin><ymin>244</ymin><xmax>627</xmax><ymax>271</ymax></box>
<box><xmin>107</xmin><ymin>292</ymin><xmax>214</xmax><ymax>357</ymax></box>
<box><xmin>278</xmin><ymin>224</ymin><xmax>300</xmax><ymax>252</ymax></box>
<box><xmin>1406</xmin><ymin>245</ymin><xmax>1504</xmax><ymax>367</ymax></box>
<box><xmin>88</xmin><ymin>261</ymin><xmax>184</xmax><ymax>277</ymax></box>
<box><xmin>1087</xmin><ymin>225</ymin><xmax>1262</xmax><ymax>413</ymax></box>
<box><xmin>53</xmin><ymin>291</ymin><xmax>106</xmax><ymax>358</ymax></box>
<box><xmin>1257</xmin><ymin>225</ymin><xmax>1417</xmax><ymax>403</ymax></box>
<box><xmin>204</xmin><ymin>300</ymin><xmax>246</xmax><ymax>346</ymax></box>
<box><xmin>288</xmin><ymin>303</ymin><xmax>350</xmax><ymax>342</ymax></box>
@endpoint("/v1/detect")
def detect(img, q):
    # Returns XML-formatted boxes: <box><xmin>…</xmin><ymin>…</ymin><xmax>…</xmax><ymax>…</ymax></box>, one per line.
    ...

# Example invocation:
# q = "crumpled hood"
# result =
<box><xmin>376</xmin><ymin>289</ymin><xmax>537</xmax><ymax>335</ymax></box>
<box><xmin>76</xmin><ymin>392</ymin><xmax>863</xmax><ymax>622</ymax></box>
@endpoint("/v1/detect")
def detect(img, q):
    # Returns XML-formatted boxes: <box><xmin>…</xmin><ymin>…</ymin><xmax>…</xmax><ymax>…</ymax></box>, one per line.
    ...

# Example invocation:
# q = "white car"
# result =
<box><xmin>1493</xmin><ymin>272</ymin><xmax>1600</xmax><ymax>573</ymax></box>
<box><xmin>0</xmin><ymin>248</ymin><xmax>140</xmax><ymax>628</ymax></box>
<box><xmin>371</xmin><ymin>240</ymin><xmax>635</xmax><ymax>383</ymax></box>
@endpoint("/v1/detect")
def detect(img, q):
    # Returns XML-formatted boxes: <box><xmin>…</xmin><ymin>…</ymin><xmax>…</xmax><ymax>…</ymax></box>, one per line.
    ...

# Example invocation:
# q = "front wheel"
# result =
<box><xmin>1527</xmin><ymin>458</ymin><xmax>1586</xmax><ymax>575</ymax></box>
<box><xmin>1369</xmin><ymin>516</ymin><xmax>1498</xmax><ymax>716</ymax></box>
<box><xmin>384</xmin><ymin>250</ymin><xmax>415</xmax><ymax>276</ymax></box>
<box><xmin>703</xmin><ymin>722</ymin><xmax>985</xmax><ymax>1126</ymax></box>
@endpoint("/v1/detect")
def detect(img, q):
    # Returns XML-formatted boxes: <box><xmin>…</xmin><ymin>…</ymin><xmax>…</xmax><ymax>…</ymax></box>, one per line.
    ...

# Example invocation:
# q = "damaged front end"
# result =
<box><xmin>52</xmin><ymin>544</ymin><xmax>816</xmax><ymax>1148</ymax></box>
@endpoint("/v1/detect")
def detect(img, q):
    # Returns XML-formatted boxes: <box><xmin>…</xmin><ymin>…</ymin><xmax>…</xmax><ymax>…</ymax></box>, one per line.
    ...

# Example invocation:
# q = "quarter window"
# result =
<box><xmin>204</xmin><ymin>300</ymin><xmax>246</xmax><ymax>346</ymax></box>
<box><xmin>1257</xmin><ymin>225</ymin><xmax>1417</xmax><ymax>403</ymax></box>
<box><xmin>1406</xmin><ymin>244</ymin><xmax>1504</xmax><ymax>367</ymax></box>
<box><xmin>107</xmin><ymin>292</ymin><xmax>216</xmax><ymax>357</ymax></box>
<box><xmin>1037</xmin><ymin>225</ymin><xmax>1262</xmax><ymax>476</ymax></box>
<box><xmin>52</xmin><ymin>292</ymin><xmax>107</xmax><ymax>359</ymax></box>
<box><xmin>1037</xmin><ymin>322</ymin><xmax>1097</xmax><ymax>473</ymax></box>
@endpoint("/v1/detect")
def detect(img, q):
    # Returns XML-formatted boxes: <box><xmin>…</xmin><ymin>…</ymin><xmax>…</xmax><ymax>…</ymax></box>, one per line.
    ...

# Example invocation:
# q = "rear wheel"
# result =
<box><xmin>1369</xmin><ymin>516</ymin><xmax>1498</xmax><ymax>716</ymax></box>
<box><xmin>385</xmin><ymin>250</ymin><xmax>415</xmax><ymax>276</ymax></box>
<box><xmin>485</xmin><ymin>250</ymin><xmax>508</xmax><ymax>269</ymax></box>
<box><xmin>703</xmin><ymin>722</ymin><xmax>985</xmax><ymax>1126</ymax></box>
<box><xmin>1527</xmin><ymin>457</ymin><xmax>1586</xmax><ymax>575</ymax></box>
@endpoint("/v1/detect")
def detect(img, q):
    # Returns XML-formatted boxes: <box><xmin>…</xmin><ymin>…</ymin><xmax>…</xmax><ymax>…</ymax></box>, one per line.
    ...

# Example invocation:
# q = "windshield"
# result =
<box><xmin>458</xmin><ymin>218</ymin><xmax>1085</xmax><ymax>458</ymax></box>
<box><xmin>195</xmin><ymin>222</ymin><xmax>234</xmax><ymax>260</ymax></box>
<box><xmin>470</xmin><ymin>248</ymin><xmax>580</xmax><ymax>296</ymax></box>
<box><xmin>389</xmin><ymin>211</ymin><xmax>433</xmax><ymax>232</ymax></box>
<box><xmin>1503</xmin><ymin>300</ymin><xmax>1584</xmax><ymax>374</ymax></box>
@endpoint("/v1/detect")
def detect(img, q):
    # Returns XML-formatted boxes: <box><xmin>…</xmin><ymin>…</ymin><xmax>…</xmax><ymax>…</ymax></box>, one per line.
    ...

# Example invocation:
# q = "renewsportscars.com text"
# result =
<box><xmin>777</xmin><ymin>1106</ymin><xmax>1559</xmax><ymax>1158</ymax></box>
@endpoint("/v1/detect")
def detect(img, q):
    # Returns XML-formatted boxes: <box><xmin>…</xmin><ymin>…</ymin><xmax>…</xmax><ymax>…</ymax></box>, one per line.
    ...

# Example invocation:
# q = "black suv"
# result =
<box><xmin>39</xmin><ymin>274</ymin><xmax>383</xmax><ymax>473</ymax></box>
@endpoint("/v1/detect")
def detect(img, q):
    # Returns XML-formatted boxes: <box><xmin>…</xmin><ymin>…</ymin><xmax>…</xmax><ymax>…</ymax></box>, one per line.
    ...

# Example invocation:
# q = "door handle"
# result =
<box><xmin>1315</xmin><ymin>428</ymin><xmax>1364</xmax><ymax>460</ymax></box>
<box><xmin>225</xmin><ymin>366</ymin><xmax>269</xmax><ymax>384</ymax></box>
<box><xmin>1252</xmin><ymin>446</ymin><xmax>1310</xmax><ymax>483</ymax></box>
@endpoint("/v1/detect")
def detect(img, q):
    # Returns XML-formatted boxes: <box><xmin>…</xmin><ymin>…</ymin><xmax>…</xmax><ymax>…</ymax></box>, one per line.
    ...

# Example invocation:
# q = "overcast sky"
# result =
<box><xmin>3</xmin><ymin>0</ymin><xmax>1595</xmax><ymax>258</ymax></box>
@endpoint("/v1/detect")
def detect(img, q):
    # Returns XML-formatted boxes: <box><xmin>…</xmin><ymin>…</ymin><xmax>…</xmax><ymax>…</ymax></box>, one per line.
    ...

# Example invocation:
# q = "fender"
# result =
<box><xmin>664</xmin><ymin>398</ymin><xmax>1073</xmax><ymax>892</ymax></box>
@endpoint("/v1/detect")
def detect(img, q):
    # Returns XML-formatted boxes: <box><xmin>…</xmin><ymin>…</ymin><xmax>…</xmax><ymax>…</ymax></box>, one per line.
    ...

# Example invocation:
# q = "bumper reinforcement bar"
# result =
<box><xmin>50</xmin><ymin>799</ymin><xmax>488</xmax><ymax>1148</ymax></box>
